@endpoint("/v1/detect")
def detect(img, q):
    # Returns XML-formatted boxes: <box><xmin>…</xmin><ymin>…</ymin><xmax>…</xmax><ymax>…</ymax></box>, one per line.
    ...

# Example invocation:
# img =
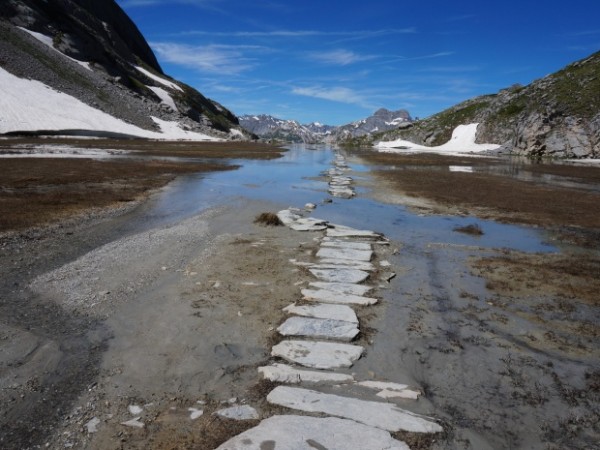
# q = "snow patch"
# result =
<box><xmin>0</xmin><ymin>67</ymin><xmax>218</xmax><ymax>140</ymax></box>
<box><xmin>376</xmin><ymin>123</ymin><xmax>499</xmax><ymax>155</ymax></box>
<box><xmin>134</xmin><ymin>66</ymin><xmax>183</xmax><ymax>92</ymax></box>
<box><xmin>148</xmin><ymin>86</ymin><xmax>178</xmax><ymax>111</ymax></box>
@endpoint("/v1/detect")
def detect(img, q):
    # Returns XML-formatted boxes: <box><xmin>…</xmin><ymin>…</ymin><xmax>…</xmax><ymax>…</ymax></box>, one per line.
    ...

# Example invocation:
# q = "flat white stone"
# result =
<box><xmin>277</xmin><ymin>316</ymin><xmax>359</xmax><ymax>341</ymax></box>
<box><xmin>310</xmin><ymin>260</ymin><xmax>375</xmax><ymax>272</ymax></box>
<box><xmin>277</xmin><ymin>209</ymin><xmax>301</xmax><ymax>225</ymax></box>
<box><xmin>283</xmin><ymin>302</ymin><xmax>358</xmax><ymax>324</ymax></box>
<box><xmin>302</xmin><ymin>288</ymin><xmax>378</xmax><ymax>306</ymax></box>
<box><xmin>358</xmin><ymin>381</ymin><xmax>421</xmax><ymax>400</ymax></box>
<box><xmin>289</xmin><ymin>217</ymin><xmax>328</xmax><ymax>231</ymax></box>
<box><xmin>267</xmin><ymin>387</ymin><xmax>443</xmax><ymax>434</ymax></box>
<box><xmin>271</xmin><ymin>340</ymin><xmax>364</xmax><ymax>369</ymax></box>
<box><xmin>216</xmin><ymin>415</ymin><xmax>409</xmax><ymax>450</ymax></box>
<box><xmin>258</xmin><ymin>363</ymin><xmax>354</xmax><ymax>384</ymax></box>
<box><xmin>379</xmin><ymin>260</ymin><xmax>392</xmax><ymax>267</ymax></box>
<box><xmin>309</xmin><ymin>281</ymin><xmax>374</xmax><ymax>296</ymax></box>
<box><xmin>309</xmin><ymin>268</ymin><xmax>369</xmax><ymax>284</ymax></box>
<box><xmin>317</xmin><ymin>247</ymin><xmax>373</xmax><ymax>261</ymax></box>
<box><xmin>215</xmin><ymin>405</ymin><xmax>259</xmax><ymax>420</ymax></box>
<box><xmin>321</xmin><ymin>240</ymin><xmax>372</xmax><ymax>251</ymax></box>
<box><xmin>327</xmin><ymin>226</ymin><xmax>383</xmax><ymax>239</ymax></box>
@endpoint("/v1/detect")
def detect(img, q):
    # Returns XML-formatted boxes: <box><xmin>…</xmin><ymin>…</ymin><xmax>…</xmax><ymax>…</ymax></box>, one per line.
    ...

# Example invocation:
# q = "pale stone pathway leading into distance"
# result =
<box><xmin>217</xmin><ymin>152</ymin><xmax>442</xmax><ymax>450</ymax></box>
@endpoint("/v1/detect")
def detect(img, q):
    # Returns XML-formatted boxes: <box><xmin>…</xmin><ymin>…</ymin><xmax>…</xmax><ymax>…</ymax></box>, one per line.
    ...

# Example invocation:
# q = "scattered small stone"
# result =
<box><xmin>188</xmin><ymin>408</ymin><xmax>203</xmax><ymax>420</ymax></box>
<box><xmin>215</xmin><ymin>405</ymin><xmax>259</xmax><ymax>420</ymax></box>
<box><xmin>128</xmin><ymin>405</ymin><xmax>143</xmax><ymax>415</ymax></box>
<box><xmin>304</xmin><ymin>202</ymin><xmax>317</xmax><ymax>210</ymax></box>
<box><xmin>85</xmin><ymin>417</ymin><xmax>100</xmax><ymax>433</ymax></box>
<box><xmin>121</xmin><ymin>417</ymin><xmax>144</xmax><ymax>429</ymax></box>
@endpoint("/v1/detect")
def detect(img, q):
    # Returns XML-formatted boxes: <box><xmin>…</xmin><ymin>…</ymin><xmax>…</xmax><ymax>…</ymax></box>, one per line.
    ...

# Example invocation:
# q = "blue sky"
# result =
<box><xmin>116</xmin><ymin>0</ymin><xmax>600</xmax><ymax>125</ymax></box>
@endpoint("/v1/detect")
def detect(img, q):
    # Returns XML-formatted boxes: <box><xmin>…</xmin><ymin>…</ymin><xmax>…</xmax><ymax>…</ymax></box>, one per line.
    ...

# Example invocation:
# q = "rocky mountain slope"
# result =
<box><xmin>0</xmin><ymin>0</ymin><xmax>247</xmax><ymax>139</ymax></box>
<box><xmin>240</xmin><ymin>108</ymin><xmax>411</xmax><ymax>143</ymax></box>
<box><xmin>239</xmin><ymin>115</ymin><xmax>332</xmax><ymax>143</ymax></box>
<box><xmin>353</xmin><ymin>51</ymin><xmax>600</xmax><ymax>158</ymax></box>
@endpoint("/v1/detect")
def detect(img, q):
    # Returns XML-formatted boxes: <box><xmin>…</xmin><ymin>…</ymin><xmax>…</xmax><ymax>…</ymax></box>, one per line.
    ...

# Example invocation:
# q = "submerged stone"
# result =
<box><xmin>271</xmin><ymin>340</ymin><xmax>364</xmax><ymax>369</ymax></box>
<box><xmin>277</xmin><ymin>316</ymin><xmax>359</xmax><ymax>341</ymax></box>
<box><xmin>215</xmin><ymin>415</ymin><xmax>409</xmax><ymax>450</ymax></box>
<box><xmin>267</xmin><ymin>386</ymin><xmax>443</xmax><ymax>434</ymax></box>
<box><xmin>289</xmin><ymin>217</ymin><xmax>328</xmax><ymax>231</ymax></box>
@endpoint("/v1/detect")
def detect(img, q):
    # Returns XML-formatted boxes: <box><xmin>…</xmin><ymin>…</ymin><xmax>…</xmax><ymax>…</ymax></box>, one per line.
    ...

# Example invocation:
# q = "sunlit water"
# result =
<box><xmin>144</xmin><ymin>144</ymin><xmax>556</xmax><ymax>253</ymax></box>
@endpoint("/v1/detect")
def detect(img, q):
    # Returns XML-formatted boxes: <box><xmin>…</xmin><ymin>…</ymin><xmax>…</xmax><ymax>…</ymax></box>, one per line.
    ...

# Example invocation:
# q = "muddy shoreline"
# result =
<box><xmin>1</xmin><ymin>145</ymin><xmax>599</xmax><ymax>449</ymax></box>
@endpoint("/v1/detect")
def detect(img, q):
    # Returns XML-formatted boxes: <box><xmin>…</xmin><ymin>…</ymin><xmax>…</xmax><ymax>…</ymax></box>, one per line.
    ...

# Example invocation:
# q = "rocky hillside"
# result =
<box><xmin>240</xmin><ymin>108</ymin><xmax>411</xmax><ymax>144</ymax></box>
<box><xmin>351</xmin><ymin>51</ymin><xmax>600</xmax><ymax>158</ymax></box>
<box><xmin>332</xmin><ymin>108</ymin><xmax>411</xmax><ymax>141</ymax></box>
<box><xmin>0</xmin><ymin>0</ymin><xmax>248</xmax><ymax>139</ymax></box>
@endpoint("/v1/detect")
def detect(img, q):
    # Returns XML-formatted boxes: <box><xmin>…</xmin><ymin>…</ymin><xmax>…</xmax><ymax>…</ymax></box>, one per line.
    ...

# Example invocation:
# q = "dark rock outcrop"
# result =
<box><xmin>0</xmin><ymin>0</ymin><xmax>248</xmax><ymax>138</ymax></box>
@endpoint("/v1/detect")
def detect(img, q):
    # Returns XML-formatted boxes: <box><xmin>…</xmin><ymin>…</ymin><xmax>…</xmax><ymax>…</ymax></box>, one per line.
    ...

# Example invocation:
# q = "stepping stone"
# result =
<box><xmin>289</xmin><ymin>217</ymin><xmax>328</xmax><ymax>231</ymax></box>
<box><xmin>271</xmin><ymin>340</ymin><xmax>364</xmax><ymax>369</ymax></box>
<box><xmin>283</xmin><ymin>302</ymin><xmax>358</xmax><ymax>324</ymax></box>
<box><xmin>317</xmin><ymin>247</ymin><xmax>373</xmax><ymax>261</ymax></box>
<box><xmin>277</xmin><ymin>317</ymin><xmax>359</xmax><ymax>341</ymax></box>
<box><xmin>267</xmin><ymin>386</ymin><xmax>443</xmax><ymax>434</ymax></box>
<box><xmin>309</xmin><ymin>268</ymin><xmax>369</xmax><ymax>284</ymax></box>
<box><xmin>277</xmin><ymin>209</ymin><xmax>301</xmax><ymax>225</ymax></box>
<box><xmin>309</xmin><ymin>281</ymin><xmax>374</xmax><ymax>296</ymax></box>
<box><xmin>214</xmin><ymin>405</ymin><xmax>259</xmax><ymax>420</ymax></box>
<box><xmin>216</xmin><ymin>415</ymin><xmax>409</xmax><ymax>450</ymax></box>
<box><xmin>258</xmin><ymin>363</ymin><xmax>354</xmax><ymax>384</ymax></box>
<box><xmin>357</xmin><ymin>381</ymin><xmax>421</xmax><ymax>400</ymax></box>
<box><xmin>302</xmin><ymin>288</ymin><xmax>378</xmax><ymax>306</ymax></box>
<box><xmin>310</xmin><ymin>260</ymin><xmax>375</xmax><ymax>272</ymax></box>
<box><xmin>327</xmin><ymin>226</ymin><xmax>383</xmax><ymax>239</ymax></box>
<box><xmin>321</xmin><ymin>240</ymin><xmax>372</xmax><ymax>251</ymax></box>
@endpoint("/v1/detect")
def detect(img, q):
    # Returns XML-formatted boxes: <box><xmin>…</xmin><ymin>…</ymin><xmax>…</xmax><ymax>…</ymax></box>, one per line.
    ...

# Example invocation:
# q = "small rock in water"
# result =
<box><xmin>304</xmin><ymin>202</ymin><xmax>317</xmax><ymax>210</ymax></box>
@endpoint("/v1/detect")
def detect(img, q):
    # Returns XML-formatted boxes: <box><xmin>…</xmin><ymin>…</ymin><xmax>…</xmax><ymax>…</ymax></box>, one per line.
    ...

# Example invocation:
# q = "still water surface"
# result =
<box><xmin>145</xmin><ymin>145</ymin><xmax>556</xmax><ymax>253</ymax></box>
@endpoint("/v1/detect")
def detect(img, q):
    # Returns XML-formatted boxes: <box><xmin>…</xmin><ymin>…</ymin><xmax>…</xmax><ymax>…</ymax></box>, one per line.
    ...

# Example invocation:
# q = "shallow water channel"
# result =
<box><xmin>145</xmin><ymin>144</ymin><xmax>555</xmax><ymax>254</ymax></box>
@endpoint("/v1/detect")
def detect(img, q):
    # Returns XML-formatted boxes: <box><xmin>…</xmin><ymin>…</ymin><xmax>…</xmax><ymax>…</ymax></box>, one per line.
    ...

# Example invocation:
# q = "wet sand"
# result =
<box><xmin>1</xmin><ymin>144</ymin><xmax>599</xmax><ymax>449</ymax></box>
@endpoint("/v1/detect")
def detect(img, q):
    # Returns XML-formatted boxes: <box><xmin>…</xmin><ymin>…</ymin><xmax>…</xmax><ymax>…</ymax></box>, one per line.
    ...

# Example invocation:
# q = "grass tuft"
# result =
<box><xmin>254</xmin><ymin>212</ymin><xmax>283</xmax><ymax>226</ymax></box>
<box><xmin>454</xmin><ymin>223</ymin><xmax>484</xmax><ymax>236</ymax></box>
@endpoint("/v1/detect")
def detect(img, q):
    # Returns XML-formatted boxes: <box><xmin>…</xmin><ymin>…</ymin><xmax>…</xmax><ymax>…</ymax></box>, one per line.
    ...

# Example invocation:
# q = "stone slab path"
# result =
<box><xmin>218</xmin><ymin>151</ymin><xmax>441</xmax><ymax>449</ymax></box>
<box><xmin>216</xmin><ymin>415</ymin><xmax>410</xmax><ymax>450</ymax></box>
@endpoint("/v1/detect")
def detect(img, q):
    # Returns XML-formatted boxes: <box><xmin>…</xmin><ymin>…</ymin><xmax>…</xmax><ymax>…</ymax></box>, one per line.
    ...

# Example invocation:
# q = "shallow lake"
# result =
<box><xmin>143</xmin><ymin>144</ymin><xmax>556</xmax><ymax>254</ymax></box>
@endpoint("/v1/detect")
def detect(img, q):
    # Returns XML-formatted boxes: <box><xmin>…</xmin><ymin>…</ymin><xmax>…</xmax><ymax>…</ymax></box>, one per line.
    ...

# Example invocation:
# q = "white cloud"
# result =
<box><xmin>308</xmin><ymin>50</ymin><xmax>376</xmax><ymax>66</ymax></box>
<box><xmin>291</xmin><ymin>86</ymin><xmax>374</xmax><ymax>108</ymax></box>
<box><xmin>150</xmin><ymin>42</ymin><xmax>256</xmax><ymax>74</ymax></box>
<box><xmin>178</xmin><ymin>28</ymin><xmax>416</xmax><ymax>38</ymax></box>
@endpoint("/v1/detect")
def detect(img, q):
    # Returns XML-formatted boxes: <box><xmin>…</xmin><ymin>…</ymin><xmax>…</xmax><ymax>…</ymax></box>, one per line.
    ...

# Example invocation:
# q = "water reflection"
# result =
<box><xmin>144</xmin><ymin>144</ymin><xmax>556</xmax><ymax>253</ymax></box>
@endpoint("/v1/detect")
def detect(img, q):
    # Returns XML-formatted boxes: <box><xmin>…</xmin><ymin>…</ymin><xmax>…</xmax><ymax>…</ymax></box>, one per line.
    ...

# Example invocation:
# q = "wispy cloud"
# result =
<box><xmin>419</xmin><ymin>65</ymin><xmax>481</xmax><ymax>73</ymax></box>
<box><xmin>291</xmin><ymin>86</ymin><xmax>374</xmax><ymax>108</ymax></box>
<box><xmin>178</xmin><ymin>28</ymin><xmax>416</xmax><ymax>38</ymax></box>
<box><xmin>308</xmin><ymin>50</ymin><xmax>377</xmax><ymax>66</ymax></box>
<box><xmin>150</xmin><ymin>42</ymin><xmax>257</xmax><ymax>74</ymax></box>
